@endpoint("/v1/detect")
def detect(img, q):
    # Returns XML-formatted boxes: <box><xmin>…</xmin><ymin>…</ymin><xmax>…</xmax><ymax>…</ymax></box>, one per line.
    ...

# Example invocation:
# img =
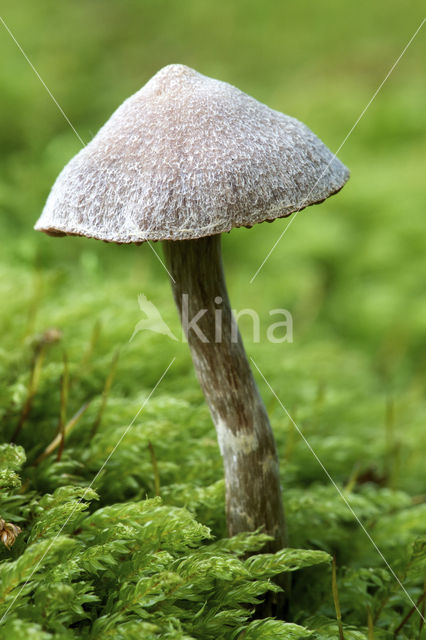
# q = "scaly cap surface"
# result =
<box><xmin>35</xmin><ymin>64</ymin><xmax>349</xmax><ymax>242</ymax></box>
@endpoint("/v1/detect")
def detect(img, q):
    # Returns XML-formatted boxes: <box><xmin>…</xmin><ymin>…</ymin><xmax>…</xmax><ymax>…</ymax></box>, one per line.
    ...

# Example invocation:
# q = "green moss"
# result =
<box><xmin>1</xmin><ymin>0</ymin><xmax>425</xmax><ymax>637</ymax></box>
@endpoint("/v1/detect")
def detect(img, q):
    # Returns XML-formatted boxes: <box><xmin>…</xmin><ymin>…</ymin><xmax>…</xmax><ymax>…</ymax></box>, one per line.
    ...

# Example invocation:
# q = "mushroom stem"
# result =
<box><xmin>163</xmin><ymin>235</ymin><xmax>287</xmax><ymax>552</ymax></box>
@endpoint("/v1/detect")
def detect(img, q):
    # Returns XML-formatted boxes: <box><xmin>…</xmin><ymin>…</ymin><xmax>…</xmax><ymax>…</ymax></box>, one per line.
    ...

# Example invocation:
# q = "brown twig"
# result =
<box><xmin>384</xmin><ymin>396</ymin><xmax>401</xmax><ymax>490</ymax></box>
<box><xmin>148</xmin><ymin>441</ymin><xmax>160</xmax><ymax>497</ymax></box>
<box><xmin>392</xmin><ymin>590</ymin><xmax>426</xmax><ymax>637</ymax></box>
<box><xmin>419</xmin><ymin>573</ymin><xmax>426</xmax><ymax>638</ymax></box>
<box><xmin>89</xmin><ymin>348</ymin><xmax>120</xmax><ymax>440</ymax></box>
<box><xmin>367</xmin><ymin>606</ymin><xmax>374</xmax><ymax>639</ymax></box>
<box><xmin>10</xmin><ymin>344</ymin><xmax>46</xmax><ymax>442</ymax></box>
<box><xmin>33</xmin><ymin>401</ymin><xmax>91</xmax><ymax>466</ymax></box>
<box><xmin>10</xmin><ymin>328</ymin><xmax>62</xmax><ymax>442</ymax></box>
<box><xmin>56</xmin><ymin>352</ymin><xmax>69</xmax><ymax>462</ymax></box>
<box><xmin>344</xmin><ymin>462</ymin><xmax>361</xmax><ymax>493</ymax></box>
<box><xmin>332</xmin><ymin>556</ymin><xmax>345</xmax><ymax>640</ymax></box>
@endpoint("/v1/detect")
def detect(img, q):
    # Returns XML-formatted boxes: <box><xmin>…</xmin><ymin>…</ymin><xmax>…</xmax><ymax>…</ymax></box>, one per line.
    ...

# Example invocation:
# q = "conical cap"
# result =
<box><xmin>35</xmin><ymin>64</ymin><xmax>349</xmax><ymax>242</ymax></box>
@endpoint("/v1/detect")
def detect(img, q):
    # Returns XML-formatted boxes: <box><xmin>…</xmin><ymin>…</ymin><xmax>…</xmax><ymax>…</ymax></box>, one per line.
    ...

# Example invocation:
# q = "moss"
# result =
<box><xmin>1</xmin><ymin>1</ymin><xmax>425</xmax><ymax>637</ymax></box>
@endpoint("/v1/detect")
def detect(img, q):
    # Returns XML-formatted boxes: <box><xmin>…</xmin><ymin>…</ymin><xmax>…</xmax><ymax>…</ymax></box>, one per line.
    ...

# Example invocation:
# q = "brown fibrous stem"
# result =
<box><xmin>163</xmin><ymin>235</ymin><xmax>287</xmax><ymax>553</ymax></box>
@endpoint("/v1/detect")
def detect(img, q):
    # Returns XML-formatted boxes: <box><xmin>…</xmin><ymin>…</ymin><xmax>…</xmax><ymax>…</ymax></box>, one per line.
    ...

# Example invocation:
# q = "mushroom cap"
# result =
<box><xmin>35</xmin><ymin>64</ymin><xmax>349</xmax><ymax>242</ymax></box>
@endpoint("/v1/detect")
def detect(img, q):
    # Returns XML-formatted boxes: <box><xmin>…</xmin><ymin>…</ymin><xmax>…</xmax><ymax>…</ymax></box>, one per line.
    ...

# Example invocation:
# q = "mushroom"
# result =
<box><xmin>35</xmin><ymin>64</ymin><xmax>349</xmax><ymax>554</ymax></box>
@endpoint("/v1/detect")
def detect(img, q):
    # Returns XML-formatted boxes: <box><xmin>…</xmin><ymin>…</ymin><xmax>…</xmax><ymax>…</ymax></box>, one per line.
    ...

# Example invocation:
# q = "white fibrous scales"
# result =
<box><xmin>35</xmin><ymin>64</ymin><xmax>349</xmax><ymax>242</ymax></box>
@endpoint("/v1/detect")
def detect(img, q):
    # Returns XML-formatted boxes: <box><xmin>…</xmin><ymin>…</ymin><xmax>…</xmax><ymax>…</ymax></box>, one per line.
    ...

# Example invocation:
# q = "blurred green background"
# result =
<box><xmin>1</xmin><ymin>1</ymin><xmax>425</xmax><ymax>457</ymax></box>
<box><xmin>0</xmin><ymin>1</ymin><xmax>425</xmax><ymax>635</ymax></box>
<box><xmin>1</xmin><ymin>0</ymin><xmax>425</xmax><ymax>570</ymax></box>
